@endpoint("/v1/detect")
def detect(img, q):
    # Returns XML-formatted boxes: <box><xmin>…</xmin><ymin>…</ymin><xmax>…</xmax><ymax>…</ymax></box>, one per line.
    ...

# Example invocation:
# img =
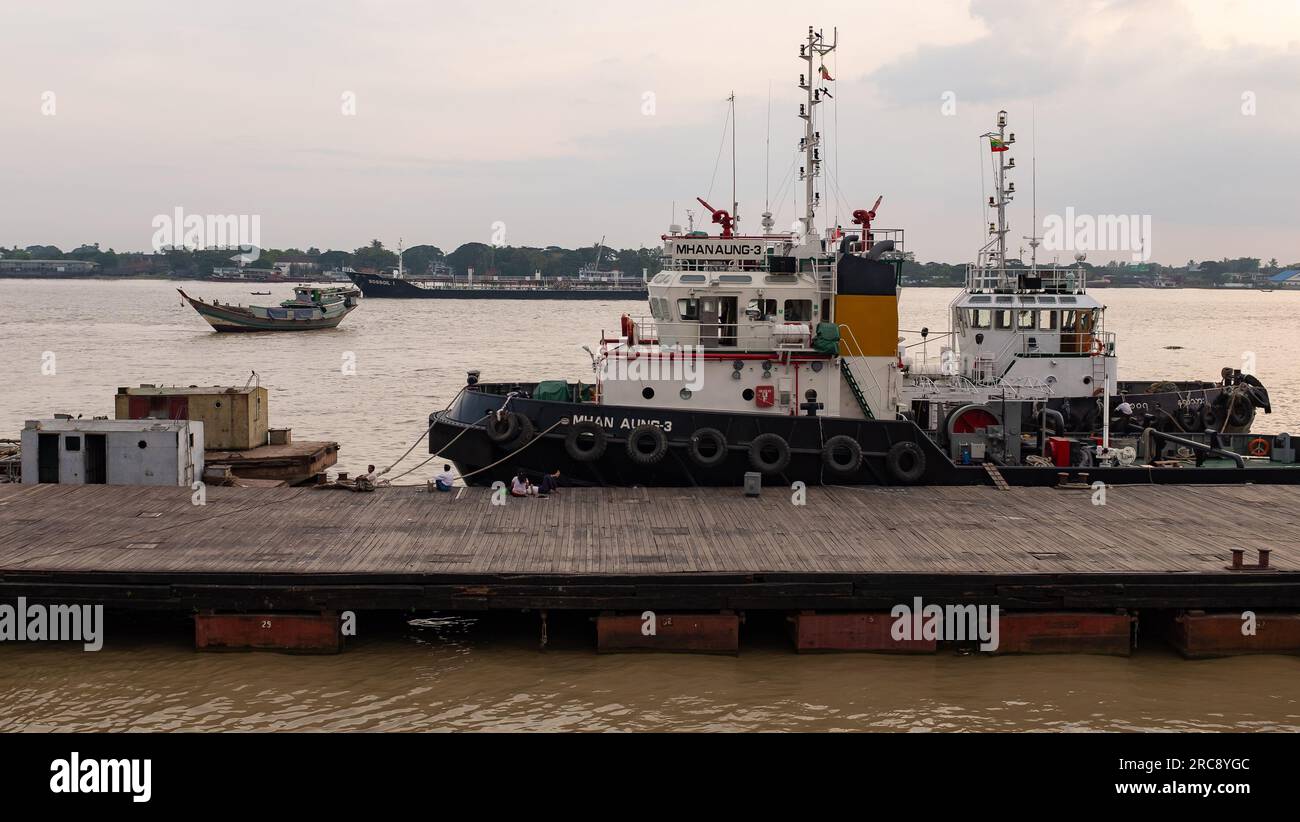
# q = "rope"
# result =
<box><xmin>381</xmin><ymin>393</ymin><xmax>529</xmax><ymax>486</ymax></box>
<box><xmin>374</xmin><ymin>386</ymin><xmax>466</xmax><ymax>476</ymax></box>
<box><xmin>1220</xmin><ymin>388</ymin><xmax>1239</xmax><ymax>433</ymax></box>
<box><xmin>456</xmin><ymin>418</ymin><xmax>568</xmax><ymax>481</ymax></box>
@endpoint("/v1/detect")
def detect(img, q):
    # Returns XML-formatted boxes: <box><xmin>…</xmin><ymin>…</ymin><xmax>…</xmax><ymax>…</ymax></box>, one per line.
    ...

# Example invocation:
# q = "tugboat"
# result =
<box><xmin>178</xmin><ymin>284</ymin><xmax>360</xmax><ymax>332</ymax></box>
<box><xmin>427</xmin><ymin>27</ymin><xmax>1295</xmax><ymax>488</ymax></box>
<box><xmin>898</xmin><ymin>110</ymin><xmax>1271</xmax><ymax>438</ymax></box>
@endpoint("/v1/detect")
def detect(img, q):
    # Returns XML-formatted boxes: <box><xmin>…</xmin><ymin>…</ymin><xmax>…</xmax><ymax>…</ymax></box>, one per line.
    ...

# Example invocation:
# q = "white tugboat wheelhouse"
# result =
<box><xmin>597</xmin><ymin>26</ymin><xmax>910</xmax><ymax>424</ymax></box>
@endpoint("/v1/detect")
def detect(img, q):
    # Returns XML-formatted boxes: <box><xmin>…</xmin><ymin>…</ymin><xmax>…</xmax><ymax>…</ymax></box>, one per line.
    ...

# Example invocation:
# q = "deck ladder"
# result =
<box><xmin>841</xmin><ymin>360</ymin><xmax>876</xmax><ymax>420</ymax></box>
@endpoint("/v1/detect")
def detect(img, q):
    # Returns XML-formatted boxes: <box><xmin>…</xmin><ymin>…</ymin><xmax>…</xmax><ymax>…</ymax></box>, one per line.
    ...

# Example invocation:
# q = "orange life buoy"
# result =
<box><xmin>1247</xmin><ymin>437</ymin><xmax>1271</xmax><ymax>457</ymax></box>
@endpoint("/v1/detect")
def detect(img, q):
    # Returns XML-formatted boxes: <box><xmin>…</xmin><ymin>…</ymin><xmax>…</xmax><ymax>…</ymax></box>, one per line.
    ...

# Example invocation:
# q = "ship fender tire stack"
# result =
<box><xmin>626</xmin><ymin>423</ymin><xmax>669</xmax><ymax>465</ymax></box>
<box><xmin>484</xmin><ymin>411</ymin><xmax>521</xmax><ymax>444</ymax></box>
<box><xmin>748</xmin><ymin>433</ymin><xmax>791</xmax><ymax>474</ymax></box>
<box><xmin>509</xmin><ymin>414</ymin><xmax>536</xmax><ymax>447</ymax></box>
<box><xmin>821</xmin><ymin>435</ymin><xmax>863</xmax><ymax>474</ymax></box>
<box><xmin>485</xmin><ymin>411</ymin><xmax>535</xmax><ymax>448</ymax></box>
<box><xmin>885</xmin><ymin>440</ymin><xmax>927</xmax><ymax>484</ymax></box>
<box><xmin>687</xmin><ymin>427</ymin><xmax>729</xmax><ymax>469</ymax></box>
<box><xmin>564</xmin><ymin>421</ymin><xmax>608</xmax><ymax>462</ymax></box>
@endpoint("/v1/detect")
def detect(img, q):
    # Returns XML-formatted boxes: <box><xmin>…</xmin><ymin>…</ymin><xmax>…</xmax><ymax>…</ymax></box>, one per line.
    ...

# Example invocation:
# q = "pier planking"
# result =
<box><xmin>0</xmin><ymin>483</ymin><xmax>1297</xmax><ymax>613</ymax></box>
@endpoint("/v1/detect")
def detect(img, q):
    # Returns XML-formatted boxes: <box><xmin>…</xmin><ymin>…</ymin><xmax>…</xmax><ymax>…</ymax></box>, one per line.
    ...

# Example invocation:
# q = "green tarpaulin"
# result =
<box><xmin>533</xmin><ymin>380</ymin><xmax>571</xmax><ymax>402</ymax></box>
<box><xmin>812</xmin><ymin>322</ymin><xmax>841</xmax><ymax>355</ymax></box>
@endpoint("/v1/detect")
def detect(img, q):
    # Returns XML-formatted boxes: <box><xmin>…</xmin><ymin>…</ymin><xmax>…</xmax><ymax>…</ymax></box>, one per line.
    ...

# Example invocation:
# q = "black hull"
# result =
<box><xmin>428</xmin><ymin>387</ymin><xmax>1299</xmax><ymax>489</ymax></box>
<box><xmin>349</xmin><ymin>273</ymin><xmax>646</xmax><ymax>300</ymax></box>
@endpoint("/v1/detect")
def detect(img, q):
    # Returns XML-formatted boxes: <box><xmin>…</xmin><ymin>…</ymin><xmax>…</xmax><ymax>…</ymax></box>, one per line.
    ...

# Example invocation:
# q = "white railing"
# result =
<box><xmin>907</xmin><ymin>373</ymin><xmax>1056</xmax><ymax>399</ymax></box>
<box><xmin>837</xmin><ymin>323</ymin><xmax>887</xmax><ymax>403</ymax></box>
<box><xmin>966</xmin><ymin>265</ymin><xmax>1088</xmax><ymax>294</ymax></box>
<box><xmin>614</xmin><ymin>316</ymin><xmax>814</xmax><ymax>351</ymax></box>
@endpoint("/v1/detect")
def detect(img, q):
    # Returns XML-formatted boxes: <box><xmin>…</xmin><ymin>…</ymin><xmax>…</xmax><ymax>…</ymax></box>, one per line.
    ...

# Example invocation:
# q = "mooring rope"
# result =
<box><xmin>455</xmin><ymin>418</ymin><xmax>568</xmax><ymax>481</ymax></box>
<box><xmin>380</xmin><ymin>393</ymin><xmax>526</xmax><ymax>486</ymax></box>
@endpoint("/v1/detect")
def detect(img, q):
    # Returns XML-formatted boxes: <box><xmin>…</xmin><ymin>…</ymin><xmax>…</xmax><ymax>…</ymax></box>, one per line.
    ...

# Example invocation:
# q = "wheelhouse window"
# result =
<box><xmin>1041</xmin><ymin>310</ymin><xmax>1058</xmax><ymax>330</ymax></box>
<box><xmin>747</xmin><ymin>298</ymin><xmax>778</xmax><ymax>320</ymax></box>
<box><xmin>783</xmin><ymin>299</ymin><xmax>813</xmax><ymax>322</ymax></box>
<box><xmin>677</xmin><ymin>298</ymin><xmax>700</xmax><ymax>321</ymax></box>
<box><xmin>994</xmin><ymin>310</ymin><xmax>1013</xmax><ymax>329</ymax></box>
<box><xmin>1017</xmin><ymin>309</ymin><xmax>1036</xmax><ymax>329</ymax></box>
<box><xmin>969</xmin><ymin>309</ymin><xmax>991</xmax><ymax>329</ymax></box>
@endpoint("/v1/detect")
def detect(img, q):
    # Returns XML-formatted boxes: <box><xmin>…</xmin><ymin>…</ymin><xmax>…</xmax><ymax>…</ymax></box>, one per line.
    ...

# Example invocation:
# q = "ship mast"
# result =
<box><xmin>981</xmin><ymin>110</ymin><xmax>1016</xmax><ymax>282</ymax></box>
<box><xmin>1022</xmin><ymin>110</ymin><xmax>1041</xmax><ymax>270</ymax></box>
<box><xmin>799</xmin><ymin>26</ymin><xmax>835</xmax><ymax>240</ymax></box>
<box><xmin>728</xmin><ymin>91</ymin><xmax>738</xmax><ymax>235</ymax></box>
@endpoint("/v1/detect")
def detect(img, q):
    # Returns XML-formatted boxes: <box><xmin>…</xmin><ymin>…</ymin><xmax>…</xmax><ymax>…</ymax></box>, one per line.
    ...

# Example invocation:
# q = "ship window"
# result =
<box><xmin>969</xmin><ymin>309</ymin><xmax>991</xmax><ymax>329</ymax></box>
<box><xmin>994</xmin><ymin>310</ymin><xmax>1013</xmax><ymax>329</ymax></box>
<box><xmin>995</xmin><ymin>295</ymin><xmax>1014</xmax><ymax>303</ymax></box>
<box><xmin>1017</xmin><ymin>309</ymin><xmax>1036</xmax><ymax>329</ymax></box>
<box><xmin>747</xmin><ymin>299</ymin><xmax>778</xmax><ymax>320</ymax></box>
<box><xmin>783</xmin><ymin>299</ymin><xmax>813</xmax><ymax>322</ymax></box>
<box><xmin>677</xmin><ymin>299</ymin><xmax>700</xmax><ymax>321</ymax></box>
<box><xmin>65</xmin><ymin>436</ymin><xmax>81</xmax><ymax>452</ymax></box>
<box><xmin>680</xmin><ymin>274</ymin><xmax>707</xmax><ymax>284</ymax></box>
<box><xmin>718</xmin><ymin>274</ymin><xmax>752</xmax><ymax>283</ymax></box>
<box><xmin>1042</xmin><ymin>310</ymin><xmax>1058</xmax><ymax>330</ymax></box>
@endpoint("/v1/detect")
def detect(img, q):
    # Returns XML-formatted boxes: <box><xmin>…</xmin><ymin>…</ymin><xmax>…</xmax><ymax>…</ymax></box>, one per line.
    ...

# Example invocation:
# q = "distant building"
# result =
<box><xmin>1268</xmin><ymin>270</ymin><xmax>1300</xmax><ymax>287</ymax></box>
<box><xmin>0</xmin><ymin>259</ymin><xmax>98</xmax><ymax>274</ymax></box>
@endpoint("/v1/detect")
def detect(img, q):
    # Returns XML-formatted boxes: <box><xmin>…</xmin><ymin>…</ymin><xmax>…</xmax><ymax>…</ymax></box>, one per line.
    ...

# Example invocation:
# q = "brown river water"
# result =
<box><xmin>1</xmin><ymin>278</ymin><xmax>1298</xmax><ymax>732</ymax></box>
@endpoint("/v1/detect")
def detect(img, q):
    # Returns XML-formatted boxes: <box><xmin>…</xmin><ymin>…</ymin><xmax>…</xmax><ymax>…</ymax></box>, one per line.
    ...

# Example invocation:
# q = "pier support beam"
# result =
<box><xmin>596</xmin><ymin>611</ymin><xmax>739</xmax><ymax>654</ymax></box>
<box><xmin>194</xmin><ymin>611</ymin><xmax>342</xmax><ymax>654</ymax></box>
<box><xmin>1169</xmin><ymin>610</ymin><xmax>1300</xmax><ymax>658</ymax></box>
<box><xmin>788</xmin><ymin>612</ymin><xmax>936</xmax><ymax>653</ymax></box>
<box><xmin>989</xmin><ymin>612</ymin><xmax>1133</xmax><ymax>656</ymax></box>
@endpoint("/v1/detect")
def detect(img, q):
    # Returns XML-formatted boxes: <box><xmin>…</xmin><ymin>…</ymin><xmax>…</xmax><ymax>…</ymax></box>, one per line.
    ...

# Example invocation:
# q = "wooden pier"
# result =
<box><xmin>1</xmin><ymin>482</ymin><xmax>1298</xmax><ymax>654</ymax></box>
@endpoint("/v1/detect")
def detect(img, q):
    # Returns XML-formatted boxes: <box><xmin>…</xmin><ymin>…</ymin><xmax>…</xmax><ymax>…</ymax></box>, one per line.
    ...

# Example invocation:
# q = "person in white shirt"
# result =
<box><xmin>434</xmin><ymin>464</ymin><xmax>455</xmax><ymax>492</ymax></box>
<box><xmin>510</xmin><ymin>470</ymin><xmax>537</xmax><ymax>497</ymax></box>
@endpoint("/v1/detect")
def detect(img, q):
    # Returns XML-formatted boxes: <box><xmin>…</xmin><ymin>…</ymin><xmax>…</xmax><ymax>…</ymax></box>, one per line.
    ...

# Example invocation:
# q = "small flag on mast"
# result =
<box><xmin>819</xmin><ymin>65</ymin><xmax>834</xmax><ymax>81</ymax></box>
<box><xmin>990</xmin><ymin>137</ymin><xmax>1009</xmax><ymax>152</ymax></box>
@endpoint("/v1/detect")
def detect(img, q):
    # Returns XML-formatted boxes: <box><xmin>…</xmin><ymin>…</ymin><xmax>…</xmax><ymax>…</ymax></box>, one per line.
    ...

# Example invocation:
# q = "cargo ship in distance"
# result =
<box><xmin>349</xmin><ymin>270</ymin><xmax>647</xmax><ymax>300</ymax></box>
<box><xmin>349</xmin><ymin>239</ymin><xmax>648</xmax><ymax>300</ymax></box>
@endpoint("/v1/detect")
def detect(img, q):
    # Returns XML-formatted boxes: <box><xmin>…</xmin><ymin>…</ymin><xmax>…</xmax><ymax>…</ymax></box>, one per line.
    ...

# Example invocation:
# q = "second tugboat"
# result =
<box><xmin>428</xmin><ymin>27</ymin><xmax>1291</xmax><ymax>488</ymax></box>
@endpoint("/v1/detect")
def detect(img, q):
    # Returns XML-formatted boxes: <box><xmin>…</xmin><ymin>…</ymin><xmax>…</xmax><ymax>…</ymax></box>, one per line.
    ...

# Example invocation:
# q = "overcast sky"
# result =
<box><xmin>2</xmin><ymin>0</ymin><xmax>1298</xmax><ymax>264</ymax></box>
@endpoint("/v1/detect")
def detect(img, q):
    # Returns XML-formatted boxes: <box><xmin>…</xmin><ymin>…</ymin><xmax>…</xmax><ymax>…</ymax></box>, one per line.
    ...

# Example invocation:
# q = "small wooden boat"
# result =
<box><xmin>179</xmin><ymin>285</ymin><xmax>361</xmax><ymax>332</ymax></box>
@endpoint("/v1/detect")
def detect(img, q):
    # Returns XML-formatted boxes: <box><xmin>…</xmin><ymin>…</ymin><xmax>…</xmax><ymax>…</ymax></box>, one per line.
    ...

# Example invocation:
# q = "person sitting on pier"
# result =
<box><xmin>434</xmin><ymin>464</ymin><xmax>455</xmax><ymax>492</ymax></box>
<box><xmin>510</xmin><ymin>470</ymin><xmax>539</xmax><ymax>498</ymax></box>
<box><xmin>537</xmin><ymin>469</ymin><xmax>561</xmax><ymax>496</ymax></box>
